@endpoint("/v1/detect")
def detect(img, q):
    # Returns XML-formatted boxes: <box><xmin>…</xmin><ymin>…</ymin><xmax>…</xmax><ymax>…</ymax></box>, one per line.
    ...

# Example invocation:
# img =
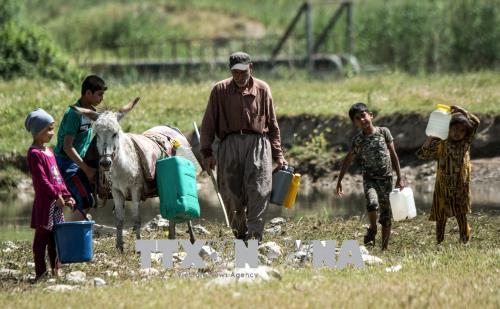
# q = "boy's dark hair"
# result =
<box><xmin>348</xmin><ymin>102</ymin><xmax>369</xmax><ymax>121</ymax></box>
<box><xmin>450</xmin><ymin>113</ymin><xmax>473</xmax><ymax>135</ymax></box>
<box><xmin>81</xmin><ymin>75</ymin><xmax>107</xmax><ymax>96</ymax></box>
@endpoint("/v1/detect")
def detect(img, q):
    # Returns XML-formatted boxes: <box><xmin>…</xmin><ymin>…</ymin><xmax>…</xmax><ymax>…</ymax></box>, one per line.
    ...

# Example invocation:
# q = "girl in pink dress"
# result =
<box><xmin>25</xmin><ymin>108</ymin><xmax>75</xmax><ymax>280</ymax></box>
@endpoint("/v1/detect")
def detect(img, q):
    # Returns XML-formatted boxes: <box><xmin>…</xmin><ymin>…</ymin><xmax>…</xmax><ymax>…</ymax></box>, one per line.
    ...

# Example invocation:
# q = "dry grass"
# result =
<box><xmin>0</xmin><ymin>213</ymin><xmax>499</xmax><ymax>308</ymax></box>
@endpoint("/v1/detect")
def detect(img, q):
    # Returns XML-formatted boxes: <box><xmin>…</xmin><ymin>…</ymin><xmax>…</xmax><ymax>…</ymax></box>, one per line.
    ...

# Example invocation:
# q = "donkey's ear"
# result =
<box><xmin>71</xmin><ymin>105</ymin><xmax>100</xmax><ymax>121</ymax></box>
<box><xmin>117</xmin><ymin>97</ymin><xmax>140</xmax><ymax>121</ymax></box>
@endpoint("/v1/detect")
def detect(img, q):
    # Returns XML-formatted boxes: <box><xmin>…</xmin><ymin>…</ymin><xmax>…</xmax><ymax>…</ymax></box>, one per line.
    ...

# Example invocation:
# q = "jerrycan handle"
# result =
<box><xmin>273</xmin><ymin>164</ymin><xmax>294</xmax><ymax>174</ymax></box>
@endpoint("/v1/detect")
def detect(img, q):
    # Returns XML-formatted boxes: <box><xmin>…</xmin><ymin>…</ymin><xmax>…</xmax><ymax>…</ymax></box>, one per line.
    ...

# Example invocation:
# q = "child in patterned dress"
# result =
<box><xmin>417</xmin><ymin>105</ymin><xmax>480</xmax><ymax>244</ymax></box>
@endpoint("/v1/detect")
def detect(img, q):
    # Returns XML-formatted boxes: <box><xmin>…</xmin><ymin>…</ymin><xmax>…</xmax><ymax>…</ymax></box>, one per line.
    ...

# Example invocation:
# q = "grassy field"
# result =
<box><xmin>1</xmin><ymin>71</ymin><xmax>500</xmax><ymax>155</ymax></box>
<box><xmin>0</xmin><ymin>214</ymin><xmax>498</xmax><ymax>308</ymax></box>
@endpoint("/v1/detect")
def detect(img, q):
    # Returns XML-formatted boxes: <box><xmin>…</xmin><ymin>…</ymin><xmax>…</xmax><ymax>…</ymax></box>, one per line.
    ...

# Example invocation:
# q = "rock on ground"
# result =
<box><xmin>269</xmin><ymin>217</ymin><xmax>286</xmax><ymax>226</ymax></box>
<box><xmin>193</xmin><ymin>225</ymin><xmax>211</xmax><ymax>235</ymax></box>
<box><xmin>264</xmin><ymin>225</ymin><xmax>282</xmax><ymax>235</ymax></box>
<box><xmin>362</xmin><ymin>254</ymin><xmax>383</xmax><ymax>265</ymax></box>
<box><xmin>94</xmin><ymin>277</ymin><xmax>106</xmax><ymax>286</ymax></box>
<box><xmin>259</xmin><ymin>242</ymin><xmax>282</xmax><ymax>260</ymax></box>
<box><xmin>0</xmin><ymin>268</ymin><xmax>22</xmax><ymax>279</ymax></box>
<box><xmin>66</xmin><ymin>271</ymin><xmax>86</xmax><ymax>284</ymax></box>
<box><xmin>44</xmin><ymin>284</ymin><xmax>78</xmax><ymax>292</ymax></box>
<box><xmin>140</xmin><ymin>268</ymin><xmax>160</xmax><ymax>277</ymax></box>
<box><xmin>200</xmin><ymin>245</ymin><xmax>222</xmax><ymax>263</ymax></box>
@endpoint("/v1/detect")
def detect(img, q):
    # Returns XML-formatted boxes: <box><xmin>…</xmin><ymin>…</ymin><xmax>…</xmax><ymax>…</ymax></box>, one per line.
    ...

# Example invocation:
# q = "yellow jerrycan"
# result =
<box><xmin>283</xmin><ymin>173</ymin><xmax>301</xmax><ymax>209</ymax></box>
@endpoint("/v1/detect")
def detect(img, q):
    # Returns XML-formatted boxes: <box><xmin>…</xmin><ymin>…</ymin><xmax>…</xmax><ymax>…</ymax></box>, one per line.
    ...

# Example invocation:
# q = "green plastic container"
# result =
<box><xmin>156</xmin><ymin>156</ymin><xmax>200</xmax><ymax>223</ymax></box>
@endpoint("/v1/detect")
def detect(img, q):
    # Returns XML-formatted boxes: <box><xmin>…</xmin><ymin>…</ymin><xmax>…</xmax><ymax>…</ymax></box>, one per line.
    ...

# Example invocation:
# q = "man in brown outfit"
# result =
<box><xmin>201</xmin><ymin>52</ymin><xmax>286</xmax><ymax>241</ymax></box>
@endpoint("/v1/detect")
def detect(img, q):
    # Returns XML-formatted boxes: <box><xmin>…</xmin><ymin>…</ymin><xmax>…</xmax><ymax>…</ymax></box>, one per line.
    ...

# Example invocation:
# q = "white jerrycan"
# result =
<box><xmin>425</xmin><ymin>104</ymin><xmax>452</xmax><ymax>140</ymax></box>
<box><xmin>389</xmin><ymin>187</ymin><xmax>417</xmax><ymax>221</ymax></box>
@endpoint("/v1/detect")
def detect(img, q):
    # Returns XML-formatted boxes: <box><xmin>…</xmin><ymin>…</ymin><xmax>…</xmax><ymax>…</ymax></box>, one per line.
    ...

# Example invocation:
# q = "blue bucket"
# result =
<box><xmin>54</xmin><ymin>221</ymin><xmax>95</xmax><ymax>264</ymax></box>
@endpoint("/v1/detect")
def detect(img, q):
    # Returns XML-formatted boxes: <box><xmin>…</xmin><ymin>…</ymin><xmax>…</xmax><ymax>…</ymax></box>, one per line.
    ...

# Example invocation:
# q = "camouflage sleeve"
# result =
<box><xmin>416</xmin><ymin>138</ymin><xmax>442</xmax><ymax>160</ymax></box>
<box><xmin>350</xmin><ymin>136</ymin><xmax>360</xmax><ymax>155</ymax></box>
<box><xmin>382</xmin><ymin>127</ymin><xmax>394</xmax><ymax>144</ymax></box>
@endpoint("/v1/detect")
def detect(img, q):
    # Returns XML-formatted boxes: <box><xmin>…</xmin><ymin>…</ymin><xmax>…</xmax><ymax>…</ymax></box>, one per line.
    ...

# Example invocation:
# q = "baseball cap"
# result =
<box><xmin>229</xmin><ymin>52</ymin><xmax>251</xmax><ymax>70</ymax></box>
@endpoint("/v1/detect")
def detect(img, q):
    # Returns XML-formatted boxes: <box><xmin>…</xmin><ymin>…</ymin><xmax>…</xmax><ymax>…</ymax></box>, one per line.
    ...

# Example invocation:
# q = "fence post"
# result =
<box><xmin>305</xmin><ymin>1</ymin><xmax>313</xmax><ymax>72</ymax></box>
<box><xmin>346</xmin><ymin>1</ymin><xmax>353</xmax><ymax>55</ymax></box>
<box><xmin>270</xmin><ymin>2</ymin><xmax>307</xmax><ymax>65</ymax></box>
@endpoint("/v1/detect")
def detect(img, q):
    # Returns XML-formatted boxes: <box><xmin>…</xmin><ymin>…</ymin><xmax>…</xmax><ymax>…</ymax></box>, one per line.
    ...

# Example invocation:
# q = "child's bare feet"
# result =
<box><xmin>51</xmin><ymin>259</ymin><xmax>62</xmax><ymax>277</ymax></box>
<box><xmin>51</xmin><ymin>268</ymin><xmax>61</xmax><ymax>277</ymax></box>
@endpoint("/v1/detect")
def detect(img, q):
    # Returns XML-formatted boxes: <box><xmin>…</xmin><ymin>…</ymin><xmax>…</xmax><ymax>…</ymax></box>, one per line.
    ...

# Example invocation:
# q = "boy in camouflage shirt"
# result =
<box><xmin>336</xmin><ymin>103</ymin><xmax>404</xmax><ymax>250</ymax></box>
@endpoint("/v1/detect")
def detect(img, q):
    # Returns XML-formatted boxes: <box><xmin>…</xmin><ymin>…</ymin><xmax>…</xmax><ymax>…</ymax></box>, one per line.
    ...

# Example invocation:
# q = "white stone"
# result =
<box><xmin>200</xmin><ymin>245</ymin><xmax>221</xmax><ymax>263</ymax></box>
<box><xmin>140</xmin><ymin>268</ymin><xmax>160</xmax><ymax>277</ymax></box>
<box><xmin>193</xmin><ymin>225</ymin><xmax>211</xmax><ymax>235</ymax></box>
<box><xmin>105</xmin><ymin>270</ymin><xmax>118</xmax><ymax>277</ymax></box>
<box><xmin>151</xmin><ymin>253</ymin><xmax>162</xmax><ymax>264</ymax></box>
<box><xmin>264</xmin><ymin>225</ymin><xmax>282</xmax><ymax>235</ymax></box>
<box><xmin>66</xmin><ymin>271</ymin><xmax>86</xmax><ymax>284</ymax></box>
<box><xmin>3</xmin><ymin>241</ymin><xmax>19</xmax><ymax>249</ymax></box>
<box><xmin>44</xmin><ymin>284</ymin><xmax>78</xmax><ymax>292</ymax></box>
<box><xmin>362</xmin><ymin>254</ymin><xmax>383</xmax><ymax>265</ymax></box>
<box><xmin>0</xmin><ymin>268</ymin><xmax>21</xmax><ymax>278</ymax></box>
<box><xmin>172</xmin><ymin>252</ymin><xmax>187</xmax><ymax>263</ymax></box>
<box><xmin>269</xmin><ymin>217</ymin><xmax>286</xmax><ymax>226</ymax></box>
<box><xmin>358</xmin><ymin>245</ymin><xmax>370</xmax><ymax>255</ymax></box>
<box><xmin>94</xmin><ymin>277</ymin><xmax>107</xmax><ymax>286</ymax></box>
<box><xmin>286</xmin><ymin>251</ymin><xmax>309</xmax><ymax>266</ymax></box>
<box><xmin>259</xmin><ymin>242</ymin><xmax>282</xmax><ymax>260</ymax></box>
<box><xmin>148</xmin><ymin>215</ymin><xmax>169</xmax><ymax>229</ymax></box>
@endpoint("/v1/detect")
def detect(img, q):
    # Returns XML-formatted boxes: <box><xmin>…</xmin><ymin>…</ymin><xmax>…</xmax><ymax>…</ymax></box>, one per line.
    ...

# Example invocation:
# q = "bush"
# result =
<box><xmin>354</xmin><ymin>0</ymin><xmax>500</xmax><ymax>72</ymax></box>
<box><xmin>0</xmin><ymin>22</ymin><xmax>81</xmax><ymax>85</ymax></box>
<box><xmin>0</xmin><ymin>0</ymin><xmax>81</xmax><ymax>85</ymax></box>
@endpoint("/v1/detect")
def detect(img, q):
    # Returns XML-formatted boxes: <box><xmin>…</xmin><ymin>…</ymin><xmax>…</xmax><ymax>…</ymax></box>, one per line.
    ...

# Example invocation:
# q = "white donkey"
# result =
<box><xmin>73</xmin><ymin>99</ymin><xmax>195</xmax><ymax>251</ymax></box>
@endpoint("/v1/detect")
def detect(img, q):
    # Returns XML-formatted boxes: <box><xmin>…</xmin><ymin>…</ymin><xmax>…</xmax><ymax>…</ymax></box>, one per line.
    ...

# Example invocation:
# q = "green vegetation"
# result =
<box><xmin>0</xmin><ymin>226</ymin><xmax>32</xmax><ymax>242</ymax></box>
<box><xmin>1</xmin><ymin>71</ymin><xmax>499</xmax><ymax>155</ymax></box>
<box><xmin>21</xmin><ymin>0</ymin><xmax>500</xmax><ymax>72</ymax></box>
<box><xmin>0</xmin><ymin>0</ymin><xmax>80</xmax><ymax>85</ymax></box>
<box><xmin>0</xmin><ymin>214</ymin><xmax>498</xmax><ymax>307</ymax></box>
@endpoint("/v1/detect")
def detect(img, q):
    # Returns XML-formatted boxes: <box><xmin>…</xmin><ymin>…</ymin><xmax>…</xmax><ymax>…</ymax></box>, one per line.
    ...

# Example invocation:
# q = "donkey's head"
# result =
<box><xmin>72</xmin><ymin>97</ymin><xmax>140</xmax><ymax>171</ymax></box>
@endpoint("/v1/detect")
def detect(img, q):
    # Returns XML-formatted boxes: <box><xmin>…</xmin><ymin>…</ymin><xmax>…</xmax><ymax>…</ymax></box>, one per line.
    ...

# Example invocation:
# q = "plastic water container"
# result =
<box><xmin>389</xmin><ymin>188</ymin><xmax>417</xmax><ymax>221</ymax></box>
<box><xmin>425</xmin><ymin>104</ymin><xmax>452</xmax><ymax>140</ymax></box>
<box><xmin>54</xmin><ymin>220</ymin><xmax>95</xmax><ymax>264</ymax></box>
<box><xmin>171</xmin><ymin>138</ymin><xmax>202</xmax><ymax>174</ymax></box>
<box><xmin>283</xmin><ymin>173</ymin><xmax>301</xmax><ymax>209</ymax></box>
<box><xmin>271</xmin><ymin>166</ymin><xmax>294</xmax><ymax>205</ymax></box>
<box><xmin>156</xmin><ymin>156</ymin><xmax>200</xmax><ymax>223</ymax></box>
